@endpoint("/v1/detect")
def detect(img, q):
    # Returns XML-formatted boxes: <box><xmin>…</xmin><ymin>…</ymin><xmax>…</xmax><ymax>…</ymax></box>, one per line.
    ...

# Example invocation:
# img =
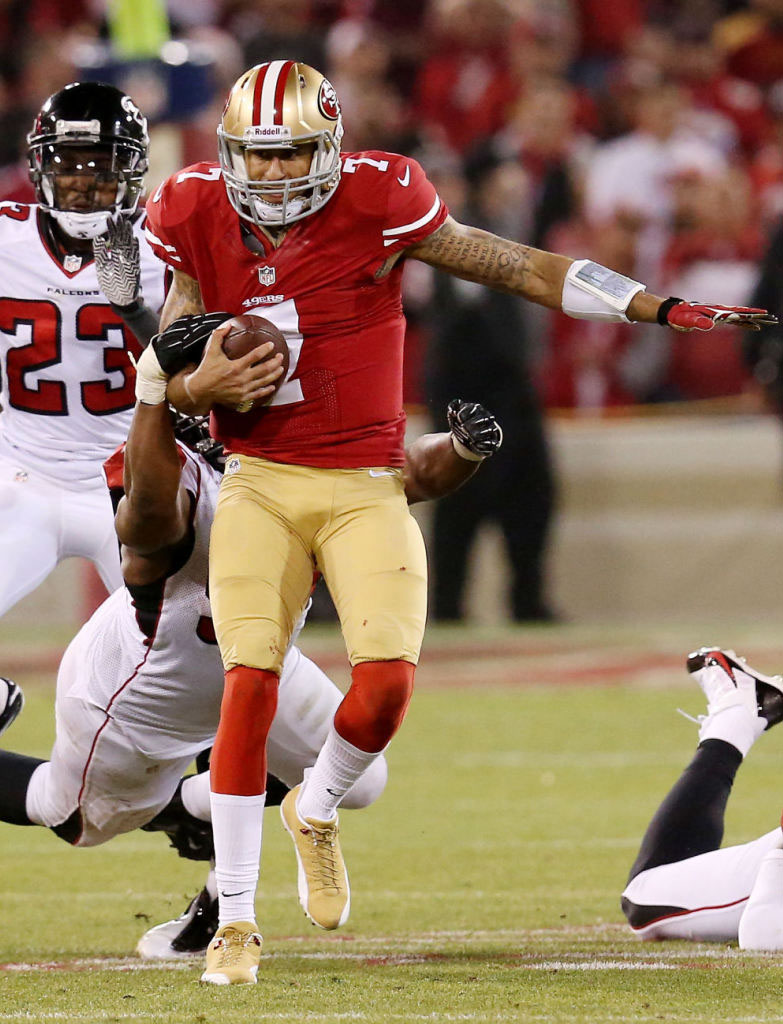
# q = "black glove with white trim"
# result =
<box><xmin>151</xmin><ymin>311</ymin><xmax>233</xmax><ymax>375</ymax></box>
<box><xmin>447</xmin><ymin>399</ymin><xmax>503</xmax><ymax>461</ymax></box>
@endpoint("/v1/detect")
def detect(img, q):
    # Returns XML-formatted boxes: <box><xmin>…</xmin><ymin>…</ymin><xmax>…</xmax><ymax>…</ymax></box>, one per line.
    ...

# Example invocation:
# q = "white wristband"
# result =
<box><xmin>561</xmin><ymin>259</ymin><xmax>646</xmax><ymax>324</ymax></box>
<box><xmin>451</xmin><ymin>435</ymin><xmax>484</xmax><ymax>462</ymax></box>
<box><xmin>134</xmin><ymin>344</ymin><xmax>169</xmax><ymax>405</ymax></box>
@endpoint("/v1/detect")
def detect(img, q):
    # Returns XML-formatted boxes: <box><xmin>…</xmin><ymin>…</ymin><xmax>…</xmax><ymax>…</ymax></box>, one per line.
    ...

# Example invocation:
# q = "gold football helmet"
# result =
<box><xmin>218</xmin><ymin>60</ymin><xmax>343</xmax><ymax>228</ymax></box>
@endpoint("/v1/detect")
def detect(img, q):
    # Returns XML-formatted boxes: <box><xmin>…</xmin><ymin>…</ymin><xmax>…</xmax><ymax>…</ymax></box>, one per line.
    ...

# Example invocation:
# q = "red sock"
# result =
<box><xmin>210</xmin><ymin>666</ymin><xmax>278</xmax><ymax>795</ymax></box>
<box><xmin>334</xmin><ymin>660</ymin><xmax>415</xmax><ymax>752</ymax></box>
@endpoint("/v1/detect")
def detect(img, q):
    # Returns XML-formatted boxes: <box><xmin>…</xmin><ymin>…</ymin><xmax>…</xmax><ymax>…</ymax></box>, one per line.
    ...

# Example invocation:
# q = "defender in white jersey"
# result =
<box><xmin>622</xmin><ymin>647</ymin><xmax>783</xmax><ymax>950</ymax></box>
<box><xmin>0</xmin><ymin>82</ymin><xmax>165</xmax><ymax>611</ymax></box>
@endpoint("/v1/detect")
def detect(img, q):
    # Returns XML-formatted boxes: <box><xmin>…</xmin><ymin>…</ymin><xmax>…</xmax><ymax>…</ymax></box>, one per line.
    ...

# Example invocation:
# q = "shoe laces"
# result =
<box><xmin>303</xmin><ymin>822</ymin><xmax>342</xmax><ymax>891</ymax></box>
<box><xmin>212</xmin><ymin>928</ymin><xmax>261</xmax><ymax>967</ymax></box>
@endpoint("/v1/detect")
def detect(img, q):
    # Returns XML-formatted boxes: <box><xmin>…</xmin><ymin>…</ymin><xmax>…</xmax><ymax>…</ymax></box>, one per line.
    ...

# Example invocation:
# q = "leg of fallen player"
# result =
<box><xmin>622</xmin><ymin>647</ymin><xmax>783</xmax><ymax>945</ymax></box>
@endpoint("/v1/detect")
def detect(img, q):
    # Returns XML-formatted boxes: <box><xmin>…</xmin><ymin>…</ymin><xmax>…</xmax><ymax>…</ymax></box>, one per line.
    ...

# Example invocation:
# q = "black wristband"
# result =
<box><xmin>657</xmin><ymin>296</ymin><xmax>685</xmax><ymax>326</ymax></box>
<box><xmin>111</xmin><ymin>298</ymin><xmax>160</xmax><ymax>347</ymax></box>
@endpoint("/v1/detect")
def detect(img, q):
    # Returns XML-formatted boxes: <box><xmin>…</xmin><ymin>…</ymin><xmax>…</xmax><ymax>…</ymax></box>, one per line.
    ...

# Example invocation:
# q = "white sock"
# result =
<box><xmin>181</xmin><ymin>772</ymin><xmax>212</xmax><ymax>821</ymax></box>
<box><xmin>698</xmin><ymin>704</ymin><xmax>766</xmax><ymax>758</ymax></box>
<box><xmin>210</xmin><ymin>791</ymin><xmax>265</xmax><ymax>927</ymax></box>
<box><xmin>296</xmin><ymin>726</ymin><xmax>383</xmax><ymax>822</ymax></box>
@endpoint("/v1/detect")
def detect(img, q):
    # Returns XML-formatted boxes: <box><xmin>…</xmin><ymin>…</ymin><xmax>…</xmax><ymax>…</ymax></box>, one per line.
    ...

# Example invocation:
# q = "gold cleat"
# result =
<box><xmin>280</xmin><ymin>785</ymin><xmax>350</xmax><ymax>929</ymax></box>
<box><xmin>200</xmin><ymin>921</ymin><xmax>262</xmax><ymax>985</ymax></box>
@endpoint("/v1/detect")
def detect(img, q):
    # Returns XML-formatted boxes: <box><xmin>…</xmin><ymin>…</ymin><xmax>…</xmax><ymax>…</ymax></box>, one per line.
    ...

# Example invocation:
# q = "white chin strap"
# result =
<box><xmin>50</xmin><ymin>209</ymin><xmax>112</xmax><ymax>240</ymax></box>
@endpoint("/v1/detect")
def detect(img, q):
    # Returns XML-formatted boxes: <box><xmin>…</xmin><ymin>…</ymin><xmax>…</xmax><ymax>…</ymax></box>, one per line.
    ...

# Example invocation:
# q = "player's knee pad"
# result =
<box><xmin>335</xmin><ymin>660</ymin><xmax>415</xmax><ymax>751</ymax></box>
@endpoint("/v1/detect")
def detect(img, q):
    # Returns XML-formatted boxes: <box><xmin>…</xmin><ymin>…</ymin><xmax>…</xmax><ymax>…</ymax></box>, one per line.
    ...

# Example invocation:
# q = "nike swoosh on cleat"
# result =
<box><xmin>325</xmin><ymin>787</ymin><xmax>341</xmax><ymax>796</ymax></box>
<box><xmin>397</xmin><ymin>166</ymin><xmax>410</xmax><ymax>187</ymax></box>
<box><xmin>220</xmin><ymin>889</ymin><xmax>251</xmax><ymax>898</ymax></box>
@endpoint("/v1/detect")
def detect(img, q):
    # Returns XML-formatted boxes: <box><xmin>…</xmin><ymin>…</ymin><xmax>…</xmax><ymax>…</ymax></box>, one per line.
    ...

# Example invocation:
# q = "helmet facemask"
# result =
<box><xmin>29</xmin><ymin>139</ymin><xmax>146</xmax><ymax>240</ymax></box>
<box><xmin>218</xmin><ymin>128</ymin><xmax>341</xmax><ymax>229</ymax></box>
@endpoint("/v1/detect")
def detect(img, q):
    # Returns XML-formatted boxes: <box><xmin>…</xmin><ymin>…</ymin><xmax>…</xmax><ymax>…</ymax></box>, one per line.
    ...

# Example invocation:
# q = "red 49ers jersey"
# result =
<box><xmin>144</xmin><ymin>152</ymin><xmax>448</xmax><ymax>467</ymax></box>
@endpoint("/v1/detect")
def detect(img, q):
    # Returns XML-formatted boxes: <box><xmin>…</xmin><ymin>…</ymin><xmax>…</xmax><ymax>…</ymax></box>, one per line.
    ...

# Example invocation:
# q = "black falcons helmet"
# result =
<box><xmin>27</xmin><ymin>81</ymin><xmax>149</xmax><ymax>240</ymax></box>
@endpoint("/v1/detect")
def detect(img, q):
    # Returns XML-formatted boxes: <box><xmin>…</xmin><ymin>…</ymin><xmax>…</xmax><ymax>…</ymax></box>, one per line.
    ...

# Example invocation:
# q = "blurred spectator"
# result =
<box><xmin>413</xmin><ymin>0</ymin><xmax>518</xmax><ymax>155</ymax></box>
<box><xmin>582</xmin><ymin>77</ymin><xmax>729</xmax><ymax>290</ymax></box>
<box><xmin>232</xmin><ymin>0</ymin><xmax>327</xmax><ymax>75</ymax></box>
<box><xmin>489</xmin><ymin>77</ymin><xmax>592</xmax><ymax>248</ymax></box>
<box><xmin>669</xmin><ymin>23</ymin><xmax>771</xmax><ymax>157</ymax></box>
<box><xmin>421</xmin><ymin>154</ymin><xmax>557</xmax><ymax>622</ymax></box>
<box><xmin>661</xmin><ymin>167</ymin><xmax>764</xmax><ymax>399</ymax></box>
<box><xmin>743</xmin><ymin>210</ymin><xmax>783</xmax><ymax>416</ymax></box>
<box><xmin>715</xmin><ymin>0</ymin><xmax>783</xmax><ymax>91</ymax></box>
<box><xmin>540</xmin><ymin>211</ymin><xmax>646</xmax><ymax>408</ymax></box>
<box><xmin>325</xmin><ymin>18</ymin><xmax>411</xmax><ymax>152</ymax></box>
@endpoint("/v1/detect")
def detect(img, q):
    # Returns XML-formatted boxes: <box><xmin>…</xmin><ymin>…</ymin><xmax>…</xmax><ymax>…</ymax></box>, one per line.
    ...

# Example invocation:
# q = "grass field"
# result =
<box><xmin>3</xmin><ymin>621</ymin><xmax>783</xmax><ymax>1023</ymax></box>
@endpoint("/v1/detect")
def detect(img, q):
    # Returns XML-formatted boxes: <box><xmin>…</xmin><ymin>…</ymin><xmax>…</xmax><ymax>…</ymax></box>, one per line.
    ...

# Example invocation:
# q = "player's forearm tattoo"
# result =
<box><xmin>159</xmin><ymin>272</ymin><xmax>206</xmax><ymax>331</ymax></box>
<box><xmin>411</xmin><ymin>220</ymin><xmax>534</xmax><ymax>293</ymax></box>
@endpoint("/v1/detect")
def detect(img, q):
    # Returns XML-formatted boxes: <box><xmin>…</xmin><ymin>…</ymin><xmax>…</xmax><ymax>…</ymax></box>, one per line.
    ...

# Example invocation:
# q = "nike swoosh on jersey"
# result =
<box><xmin>397</xmin><ymin>165</ymin><xmax>411</xmax><ymax>187</ymax></box>
<box><xmin>368</xmin><ymin>469</ymin><xmax>395</xmax><ymax>477</ymax></box>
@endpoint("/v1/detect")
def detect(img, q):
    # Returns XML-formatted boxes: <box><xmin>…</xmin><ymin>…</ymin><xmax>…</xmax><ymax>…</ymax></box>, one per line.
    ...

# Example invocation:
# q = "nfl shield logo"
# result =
<box><xmin>257</xmin><ymin>265</ymin><xmax>276</xmax><ymax>287</ymax></box>
<box><xmin>64</xmin><ymin>254</ymin><xmax>82</xmax><ymax>273</ymax></box>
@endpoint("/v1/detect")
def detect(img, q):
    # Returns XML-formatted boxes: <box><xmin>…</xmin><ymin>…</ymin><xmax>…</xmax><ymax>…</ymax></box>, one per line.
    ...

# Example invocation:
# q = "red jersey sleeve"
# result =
<box><xmin>341</xmin><ymin>152</ymin><xmax>448</xmax><ymax>257</ymax></box>
<box><xmin>144</xmin><ymin>163</ymin><xmax>224</xmax><ymax>280</ymax></box>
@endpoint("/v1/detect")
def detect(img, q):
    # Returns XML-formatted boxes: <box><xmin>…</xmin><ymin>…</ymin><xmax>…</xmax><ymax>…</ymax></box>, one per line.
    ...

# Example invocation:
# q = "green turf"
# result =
<box><xmin>2</xmin><ymin>642</ymin><xmax>783</xmax><ymax>1022</ymax></box>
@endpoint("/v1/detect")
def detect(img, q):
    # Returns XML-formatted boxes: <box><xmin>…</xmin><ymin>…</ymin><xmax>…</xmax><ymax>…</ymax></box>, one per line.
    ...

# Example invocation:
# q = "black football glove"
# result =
<box><xmin>151</xmin><ymin>311</ymin><xmax>233</xmax><ymax>375</ymax></box>
<box><xmin>447</xmin><ymin>399</ymin><xmax>503</xmax><ymax>459</ymax></box>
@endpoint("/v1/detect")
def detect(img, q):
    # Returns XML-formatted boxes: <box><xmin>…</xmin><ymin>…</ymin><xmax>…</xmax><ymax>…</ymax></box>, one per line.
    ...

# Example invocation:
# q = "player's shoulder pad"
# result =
<box><xmin>340</xmin><ymin>150</ymin><xmax>434</xmax><ymax>219</ymax></box>
<box><xmin>146</xmin><ymin>162</ymin><xmax>223</xmax><ymax>230</ymax></box>
<box><xmin>0</xmin><ymin>201</ymin><xmax>35</xmax><ymax>238</ymax></box>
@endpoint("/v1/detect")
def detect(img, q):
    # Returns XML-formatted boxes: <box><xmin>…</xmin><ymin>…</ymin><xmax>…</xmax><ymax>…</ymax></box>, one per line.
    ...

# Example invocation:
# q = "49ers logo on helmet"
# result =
<box><xmin>318</xmin><ymin>79</ymin><xmax>340</xmax><ymax>120</ymax></box>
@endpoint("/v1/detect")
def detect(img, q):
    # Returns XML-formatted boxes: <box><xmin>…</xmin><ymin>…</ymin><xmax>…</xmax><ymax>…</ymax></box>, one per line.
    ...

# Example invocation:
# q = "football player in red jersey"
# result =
<box><xmin>139</xmin><ymin>60</ymin><xmax>776</xmax><ymax>984</ymax></box>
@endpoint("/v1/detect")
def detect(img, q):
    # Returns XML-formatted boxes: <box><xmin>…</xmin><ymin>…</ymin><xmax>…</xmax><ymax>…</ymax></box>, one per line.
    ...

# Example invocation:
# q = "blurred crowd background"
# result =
<box><xmin>6</xmin><ymin>0</ymin><xmax>783</xmax><ymax>623</ymax></box>
<box><xmin>6</xmin><ymin>0</ymin><xmax>783</xmax><ymax>414</ymax></box>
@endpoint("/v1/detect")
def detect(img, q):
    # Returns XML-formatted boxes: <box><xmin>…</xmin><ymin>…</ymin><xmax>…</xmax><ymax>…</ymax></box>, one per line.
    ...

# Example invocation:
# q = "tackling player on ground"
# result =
<box><xmin>139</xmin><ymin>60</ymin><xmax>776</xmax><ymax>984</ymax></box>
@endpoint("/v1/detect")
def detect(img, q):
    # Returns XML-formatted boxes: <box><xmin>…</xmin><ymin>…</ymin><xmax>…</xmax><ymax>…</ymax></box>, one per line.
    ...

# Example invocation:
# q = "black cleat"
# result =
<box><xmin>136</xmin><ymin>886</ymin><xmax>219</xmax><ymax>959</ymax></box>
<box><xmin>687</xmin><ymin>647</ymin><xmax>783</xmax><ymax>730</ymax></box>
<box><xmin>0</xmin><ymin>678</ymin><xmax>23</xmax><ymax>737</ymax></box>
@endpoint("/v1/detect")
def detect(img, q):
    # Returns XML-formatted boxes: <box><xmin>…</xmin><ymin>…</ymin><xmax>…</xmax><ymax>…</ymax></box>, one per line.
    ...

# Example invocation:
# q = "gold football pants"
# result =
<box><xmin>210</xmin><ymin>455</ymin><xmax>428</xmax><ymax>673</ymax></box>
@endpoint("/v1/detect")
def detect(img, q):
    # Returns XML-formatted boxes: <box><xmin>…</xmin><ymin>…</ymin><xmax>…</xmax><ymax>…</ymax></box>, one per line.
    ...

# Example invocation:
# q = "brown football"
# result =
<box><xmin>220</xmin><ymin>314</ymin><xmax>290</xmax><ymax>412</ymax></box>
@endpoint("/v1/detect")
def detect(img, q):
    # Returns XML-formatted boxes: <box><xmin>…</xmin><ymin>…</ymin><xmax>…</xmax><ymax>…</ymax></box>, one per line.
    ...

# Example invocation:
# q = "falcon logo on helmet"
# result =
<box><xmin>217</xmin><ymin>60</ymin><xmax>344</xmax><ymax>228</ymax></box>
<box><xmin>27</xmin><ymin>82</ymin><xmax>149</xmax><ymax>241</ymax></box>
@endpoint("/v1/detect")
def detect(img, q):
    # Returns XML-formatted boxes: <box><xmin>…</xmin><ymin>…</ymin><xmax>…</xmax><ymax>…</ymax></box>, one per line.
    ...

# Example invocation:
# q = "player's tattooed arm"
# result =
<box><xmin>158</xmin><ymin>270</ymin><xmax>206</xmax><ymax>331</ymax></box>
<box><xmin>406</xmin><ymin>216</ymin><xmax>664</xmax><ymax>321</ymax></box>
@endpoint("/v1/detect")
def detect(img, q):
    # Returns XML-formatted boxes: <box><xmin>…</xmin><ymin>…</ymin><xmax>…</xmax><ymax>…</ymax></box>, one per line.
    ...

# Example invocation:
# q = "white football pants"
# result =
<box><xmin>25</xmin><ymin>641</ymin><xmax>386</xmax><ymax>846</ymax></box>
<box><xmin>0</xmin><ymin>447</ymin><xmax>121</xmax><ymax>615</ymax></box>
<box><xmin>623</xmin><ymin>827</ymin><xmax>783</xmax><ymax>941</ymax></box>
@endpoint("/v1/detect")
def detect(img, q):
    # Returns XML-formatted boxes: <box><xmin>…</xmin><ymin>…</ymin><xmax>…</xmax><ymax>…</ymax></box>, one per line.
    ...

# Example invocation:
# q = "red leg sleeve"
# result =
<box><xmin>210</xmin><ymin>666</ymin><xmax>279</xmax><ymax>795</ymax></box>
<box><xmin>334</xmin><ymin>660</ymin><xmax>415</xmax><ymax>753</ymax></box>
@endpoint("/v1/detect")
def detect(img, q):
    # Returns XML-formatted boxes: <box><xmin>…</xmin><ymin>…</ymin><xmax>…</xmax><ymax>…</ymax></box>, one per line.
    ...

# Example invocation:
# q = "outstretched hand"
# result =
<box><xmin>93</xmin><ymin>216</ymin><xmax>141</xmax><ymax>308</ymax></box>
<box><xmin>664</xmin><ymin>302</ymin><xmax>778</xmax><ymax>333</ymax></box>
